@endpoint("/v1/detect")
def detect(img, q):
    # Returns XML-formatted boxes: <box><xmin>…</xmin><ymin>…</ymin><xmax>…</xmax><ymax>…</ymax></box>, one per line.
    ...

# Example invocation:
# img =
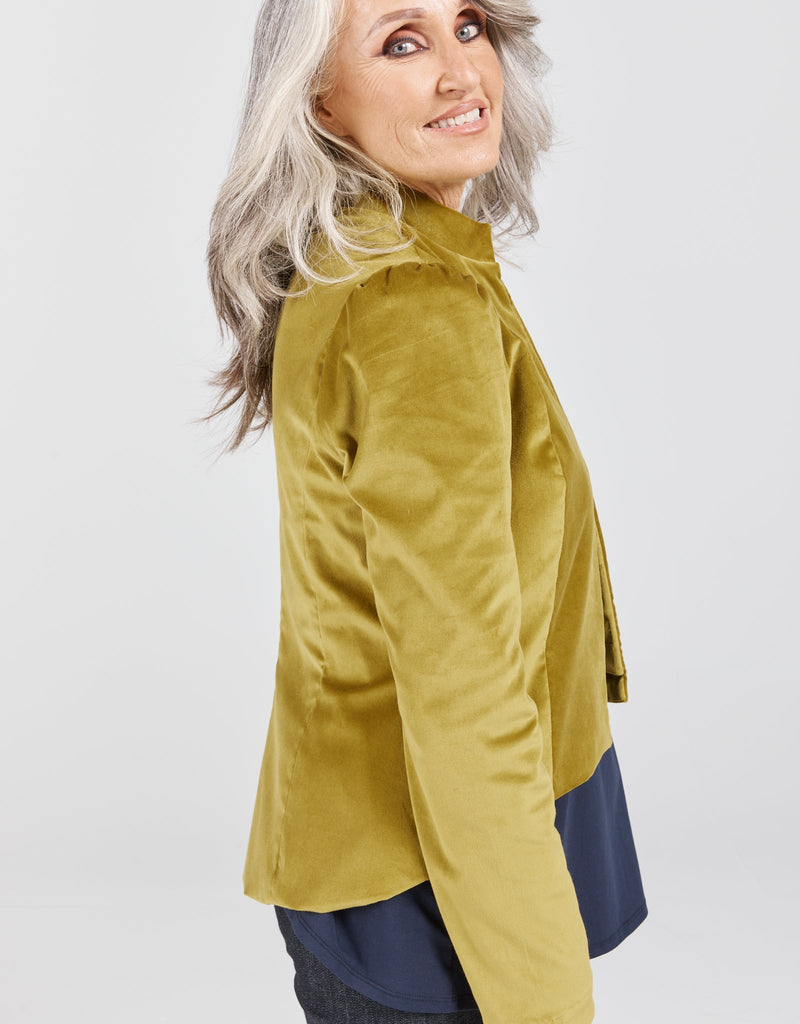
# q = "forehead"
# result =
<box><xmin>343</xmin><ymin>0</ymin><xmax>474</xmax><ymax>30</ymax></box>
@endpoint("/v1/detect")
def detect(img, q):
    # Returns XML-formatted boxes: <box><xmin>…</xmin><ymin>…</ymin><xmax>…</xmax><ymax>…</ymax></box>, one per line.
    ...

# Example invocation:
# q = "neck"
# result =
<box><xmin>401</xmin><ymin>180</ymin><xmax>465</xmax><ymax>211</ymax></box>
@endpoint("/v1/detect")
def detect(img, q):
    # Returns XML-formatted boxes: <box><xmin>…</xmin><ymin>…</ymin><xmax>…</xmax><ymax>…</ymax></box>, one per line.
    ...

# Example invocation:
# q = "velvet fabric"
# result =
<box><xmin>242</xmin><ymin>190</ymin><xmax>632</xmax><ymax>1024</ymax></box>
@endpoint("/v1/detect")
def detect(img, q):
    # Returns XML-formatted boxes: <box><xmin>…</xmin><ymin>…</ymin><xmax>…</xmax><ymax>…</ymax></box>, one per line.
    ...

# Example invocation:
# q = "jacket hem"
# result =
<box><xmin>243</xmin><ymin>866</ymin><xmax>432</xmax><ymax>912</ymax></box>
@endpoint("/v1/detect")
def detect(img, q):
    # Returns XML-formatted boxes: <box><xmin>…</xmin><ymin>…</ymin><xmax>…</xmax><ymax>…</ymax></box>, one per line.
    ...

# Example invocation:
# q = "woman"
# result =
<box><xmin>206</xmin><ymin>1</ymin><xmax>647</xmax><ymax>1022</ymax></box>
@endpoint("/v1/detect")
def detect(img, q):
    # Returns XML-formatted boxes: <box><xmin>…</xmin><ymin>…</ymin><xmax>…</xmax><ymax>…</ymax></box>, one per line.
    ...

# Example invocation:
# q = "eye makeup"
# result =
<box><xmin>380</xmin><ymin>8</ymin><xmax>487</xmax><ymax>59</ymax></box>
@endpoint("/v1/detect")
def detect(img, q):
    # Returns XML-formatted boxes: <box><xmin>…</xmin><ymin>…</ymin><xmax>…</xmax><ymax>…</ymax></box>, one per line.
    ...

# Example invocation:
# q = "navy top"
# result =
<box><xmin>276</xmin><ymin>742</ymin><xmax>648</xmax><ymax>1013</ymax></box>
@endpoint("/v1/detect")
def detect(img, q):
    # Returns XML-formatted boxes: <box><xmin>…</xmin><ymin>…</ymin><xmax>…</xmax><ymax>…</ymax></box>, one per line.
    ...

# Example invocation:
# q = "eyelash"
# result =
<box><xmin>382</xmin><ymin>19</ymin><xmax>485</xmax><ymax>58</ymax></box>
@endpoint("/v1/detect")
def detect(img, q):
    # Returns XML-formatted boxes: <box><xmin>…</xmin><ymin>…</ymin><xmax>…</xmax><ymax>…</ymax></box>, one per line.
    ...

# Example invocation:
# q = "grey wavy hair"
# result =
<box><xmin>206</xmin><ymin>0</ymin><xmax>554</xmax><ymax>450</ymax></box>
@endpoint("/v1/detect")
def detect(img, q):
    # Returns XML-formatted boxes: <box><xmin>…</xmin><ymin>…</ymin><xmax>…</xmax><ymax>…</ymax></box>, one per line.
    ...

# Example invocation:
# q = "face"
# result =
<box><xmin>317</xmin><ymin>0</ymin><xmax>503</xmax><ymax>210</ymax></box>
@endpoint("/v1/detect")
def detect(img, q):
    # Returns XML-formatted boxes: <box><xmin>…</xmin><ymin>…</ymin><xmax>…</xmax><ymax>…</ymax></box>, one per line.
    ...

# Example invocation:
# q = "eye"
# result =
<box><xmin>455</xmin><ymin>20</ymin><xmax>484</xmax><ymax>42</ymax></box>
<box><xmin>383</xmin><ymin>35</ymin><xmax>426</xmax><ymax>58</ymax></box>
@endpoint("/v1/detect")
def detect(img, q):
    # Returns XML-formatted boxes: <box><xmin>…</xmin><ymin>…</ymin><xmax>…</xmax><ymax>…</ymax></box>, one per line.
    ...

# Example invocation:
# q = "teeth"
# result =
<box><xmin>427</xmin><ymin>107</ymin><xmax>482</xmax><ymax>129</ymax></box>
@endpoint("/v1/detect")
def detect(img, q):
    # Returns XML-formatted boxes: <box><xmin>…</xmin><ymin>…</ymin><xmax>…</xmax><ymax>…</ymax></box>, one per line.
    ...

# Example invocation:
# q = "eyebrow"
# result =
<box><xmin>366</xmin><ymin>8</ymin><xmax>426</xmax><ymax>38</ymax></box>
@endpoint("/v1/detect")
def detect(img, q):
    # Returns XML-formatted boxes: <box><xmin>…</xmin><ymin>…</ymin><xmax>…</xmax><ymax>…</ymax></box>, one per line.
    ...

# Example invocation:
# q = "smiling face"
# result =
<box><xmin>317</xmin><ymin>1</ymin><xmax>504</xmax><ymax>210</ymax></box>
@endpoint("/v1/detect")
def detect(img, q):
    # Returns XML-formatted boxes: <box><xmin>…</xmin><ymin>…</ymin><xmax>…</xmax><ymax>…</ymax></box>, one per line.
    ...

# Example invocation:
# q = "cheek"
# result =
<box><xmin>484</xmin><ymin>52</ymin><xmax>503</xmax><ymax>102</ymax></box>
<box><xmin>345</xmin><ymin>77</ymin><xmax>424</xmax><ymax>149</ymax></box>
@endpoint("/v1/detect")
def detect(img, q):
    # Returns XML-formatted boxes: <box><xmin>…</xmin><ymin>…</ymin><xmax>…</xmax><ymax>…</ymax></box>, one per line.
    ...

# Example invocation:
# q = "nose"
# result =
<box><xmin>436</xmin><ymin>37</ymin><xmax>481</xmax><ymax>94</ymax></box>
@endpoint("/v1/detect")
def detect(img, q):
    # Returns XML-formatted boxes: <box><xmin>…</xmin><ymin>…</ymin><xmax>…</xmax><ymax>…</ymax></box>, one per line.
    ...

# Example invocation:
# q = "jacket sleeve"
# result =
<box><xmin>315</xmin><ymin>261</ymin><xmax>594</xmax><ymax>1024</ymax></box>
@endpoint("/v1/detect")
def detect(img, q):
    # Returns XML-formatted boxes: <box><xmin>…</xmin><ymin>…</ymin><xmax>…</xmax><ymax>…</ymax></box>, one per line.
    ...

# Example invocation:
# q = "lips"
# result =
<box><xmin>424</xmin><ymin>101</ymin><xmax>487</xmax><ymax>129</ymax></box>
<box><xmin>426</xmin><ymin>107</ymin><xmax>483</xmax><ymax>130</ymax></box>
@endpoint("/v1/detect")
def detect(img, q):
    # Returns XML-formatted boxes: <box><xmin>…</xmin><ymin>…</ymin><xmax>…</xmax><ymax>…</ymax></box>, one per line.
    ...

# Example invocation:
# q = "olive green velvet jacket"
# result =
<box><xmin>243</xmin><ymin>190</ymin><xmax>629</xmax><ymax>1024</ymax></box>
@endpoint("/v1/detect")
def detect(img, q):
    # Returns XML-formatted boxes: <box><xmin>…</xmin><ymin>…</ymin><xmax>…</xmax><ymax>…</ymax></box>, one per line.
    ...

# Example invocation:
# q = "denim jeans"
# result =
<box><xmin>275</xmin><ymin>905</ymin><xmax>484</xmax><ymax>1023</ymax></box>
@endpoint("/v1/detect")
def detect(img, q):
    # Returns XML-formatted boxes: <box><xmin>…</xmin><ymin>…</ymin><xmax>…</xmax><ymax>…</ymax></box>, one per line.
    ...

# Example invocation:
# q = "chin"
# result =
<box><xmin>450</xmin><ymin>155</ymin><xmax>501</xmax><ymax>182</ymax></box>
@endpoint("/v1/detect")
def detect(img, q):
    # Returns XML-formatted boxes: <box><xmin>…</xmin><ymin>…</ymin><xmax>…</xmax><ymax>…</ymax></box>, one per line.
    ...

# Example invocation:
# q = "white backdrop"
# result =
<box><xmin>1</xmin><ymin>2</ymin><xmax>798</xmax><ymax>1021</ymax></box>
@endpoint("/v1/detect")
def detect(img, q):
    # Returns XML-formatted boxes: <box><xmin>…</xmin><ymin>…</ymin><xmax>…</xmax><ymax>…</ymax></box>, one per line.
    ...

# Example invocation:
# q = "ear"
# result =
<box><xmin>314</xmin><ymin>95</ymin><xmax>348</xmax><ymax>138</ymax></box>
